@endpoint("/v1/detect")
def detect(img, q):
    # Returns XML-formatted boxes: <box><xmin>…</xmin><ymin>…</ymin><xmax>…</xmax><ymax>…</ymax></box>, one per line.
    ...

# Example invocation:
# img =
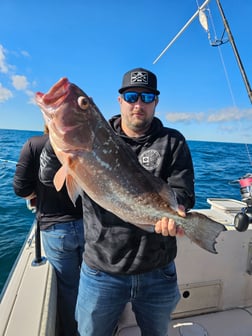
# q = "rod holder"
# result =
<box><xmin>32</xmin><ymin>220</ymin><xmax>47</xmax><ymax>267</ymax></box>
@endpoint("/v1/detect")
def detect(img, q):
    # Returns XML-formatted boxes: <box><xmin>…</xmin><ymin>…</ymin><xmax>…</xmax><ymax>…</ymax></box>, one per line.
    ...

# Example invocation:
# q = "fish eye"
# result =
<box><xmin>77</xmin><ymin>96</ymin><xmax>89</xmax><ymax>110</ymax></box>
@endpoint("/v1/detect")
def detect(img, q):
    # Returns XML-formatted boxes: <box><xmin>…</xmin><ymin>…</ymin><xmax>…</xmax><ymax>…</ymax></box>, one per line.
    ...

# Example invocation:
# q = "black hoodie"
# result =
<box><xmin>80</xmin><ymin>116</ymin><xmax>195</xmax><ymax>274</ymax></box>
<box><xmin>13</xmin><ymin>135</ymin><xmax>82</xmax><ymax>230</ymax></box>
<box><xmin>39</xmin><ymin>116</ymin><xmax>195</xmax><ymax>273</ymax></box>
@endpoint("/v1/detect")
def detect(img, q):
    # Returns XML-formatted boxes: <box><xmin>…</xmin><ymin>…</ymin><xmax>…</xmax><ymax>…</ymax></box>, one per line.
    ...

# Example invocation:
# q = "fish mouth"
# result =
<box><xmin>35</xmin><ymin>77</ymin><xmax>70</xmax><ymax>112</ymax></box>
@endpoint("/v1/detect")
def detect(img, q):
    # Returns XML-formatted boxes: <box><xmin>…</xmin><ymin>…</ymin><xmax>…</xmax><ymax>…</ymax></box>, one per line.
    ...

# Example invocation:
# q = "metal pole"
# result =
<box><xmin>216</xmin><ymin>0</ymin><xmax>252</xmax><ymax>104</ymax></box>
<box><xmin>32</xmin><ymin>220</ymin><xmax>46</xmax><ymax>266</ymax></box>
<box><xmin>153</xmin><ymin>0</ymin><xmax>212</xmax><ymax>64</ymax></box>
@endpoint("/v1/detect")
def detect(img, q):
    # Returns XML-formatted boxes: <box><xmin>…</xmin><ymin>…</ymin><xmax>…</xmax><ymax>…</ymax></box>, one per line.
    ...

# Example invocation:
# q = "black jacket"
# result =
<box><xmin>13</xmin><ymin>135</ymin><xmax>82</xmax><ymax>230</ymax></box>
<box><xmin>39</xmin><ymin>116</ymin><xmax>195</xmax><ymax>273</ymax></box>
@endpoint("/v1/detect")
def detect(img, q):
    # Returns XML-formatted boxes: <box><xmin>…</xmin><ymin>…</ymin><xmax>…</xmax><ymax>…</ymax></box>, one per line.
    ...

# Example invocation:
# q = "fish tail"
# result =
<box><xmin>181</xmin><ymin>212</ymin><xmax>227</xmax><ymax>254</ymax></box>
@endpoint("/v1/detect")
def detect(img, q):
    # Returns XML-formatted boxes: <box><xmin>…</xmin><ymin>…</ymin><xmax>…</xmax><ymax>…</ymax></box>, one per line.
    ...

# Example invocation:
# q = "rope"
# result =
<box><xmin>245</xmin><ymin>144</ymin><xmax>252</xmax><ymax>166</ymax></box>
<box><xmin>197</xmin><ymin>1</ymin><xmax>252</xmax><ymax>167</ymax></box>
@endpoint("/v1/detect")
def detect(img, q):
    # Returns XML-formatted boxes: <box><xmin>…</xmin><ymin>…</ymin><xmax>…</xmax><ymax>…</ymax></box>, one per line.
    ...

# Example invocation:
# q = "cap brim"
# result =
<box><xmin>119</xmin><ymin>85</ymin><xmax>160</xmax><ymax>95</ymax></box>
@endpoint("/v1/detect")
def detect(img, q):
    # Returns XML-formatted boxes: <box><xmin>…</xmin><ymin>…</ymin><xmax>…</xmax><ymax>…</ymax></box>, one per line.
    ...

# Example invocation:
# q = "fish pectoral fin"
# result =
<box><xmin>53</xmin><ymin>165</ymin><xmax>67</xmax><ymax>191</ymax></box>
<box><xmin>158</xmin><ymin>182</ymin><xmax>178</xmax><ymax>211</ymax></box>
<box><xmin>66</xmin><ymin>175</ymin><xmax>82</xmax><ymax>206</ymax></box>
<box><xmin>53</xmin><ymin>164</ymin><xmax>81</xmax><ymax>205</ymax></box>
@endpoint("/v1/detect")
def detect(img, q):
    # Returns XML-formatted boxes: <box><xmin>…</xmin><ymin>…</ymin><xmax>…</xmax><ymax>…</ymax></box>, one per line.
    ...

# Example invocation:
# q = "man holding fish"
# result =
<box><xmin>36</xmin><ymin>68</ymin><xmax>224</xmax><ymax>335</ymax></box>
<box><xmin>77</xmin><ymin>68</ymin><xmax>195</xmax><ymax>336</ymax></box>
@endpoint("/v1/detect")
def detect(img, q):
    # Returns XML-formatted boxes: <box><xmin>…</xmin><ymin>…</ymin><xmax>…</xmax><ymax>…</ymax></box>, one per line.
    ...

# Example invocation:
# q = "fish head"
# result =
<box><xmin>35</xmin><ymin>77</ymin><xmax>98</xmax><ymax>152</ymax></box>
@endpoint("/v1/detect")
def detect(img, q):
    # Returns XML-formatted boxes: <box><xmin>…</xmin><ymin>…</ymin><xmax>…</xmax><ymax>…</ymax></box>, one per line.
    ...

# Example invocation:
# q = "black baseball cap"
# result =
<box><xmin>118</xmin><ymin>67</ymin><xmax>160</xmax><ymax>95</ymax></box>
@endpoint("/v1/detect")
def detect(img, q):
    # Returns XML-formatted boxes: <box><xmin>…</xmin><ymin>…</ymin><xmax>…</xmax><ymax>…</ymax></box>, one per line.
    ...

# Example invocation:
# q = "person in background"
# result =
<box><xmin>13</xmin><ymin>125</ymin><xmax>84</xmax><ymax>336</ymax></box>
<box><xmin>40</xmin><ymin>67</ymin><xmax>195</xmax><ymax>336</ymax></box>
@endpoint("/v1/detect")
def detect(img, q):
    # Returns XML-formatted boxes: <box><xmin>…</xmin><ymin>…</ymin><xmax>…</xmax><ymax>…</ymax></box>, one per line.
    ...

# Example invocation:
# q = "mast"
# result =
<box><xmin>215</xmin><ymin>0</ymin><xmax>252</xmax><ymax>104</ymax></box>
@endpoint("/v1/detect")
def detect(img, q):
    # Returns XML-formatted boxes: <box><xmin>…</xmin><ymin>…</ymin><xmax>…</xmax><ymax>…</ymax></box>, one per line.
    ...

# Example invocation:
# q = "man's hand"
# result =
<box><xmin>154</xmin><ymin>206</ymin><xmax>186</xmax><ymax>237</ymax></box>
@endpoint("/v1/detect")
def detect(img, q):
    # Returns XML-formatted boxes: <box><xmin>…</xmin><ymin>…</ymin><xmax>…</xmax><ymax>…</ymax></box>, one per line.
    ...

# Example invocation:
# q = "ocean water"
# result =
<box><xmin>0</xmin><ymin>128</ymin><xmax>251</xmax><ymax>295</ymax></box>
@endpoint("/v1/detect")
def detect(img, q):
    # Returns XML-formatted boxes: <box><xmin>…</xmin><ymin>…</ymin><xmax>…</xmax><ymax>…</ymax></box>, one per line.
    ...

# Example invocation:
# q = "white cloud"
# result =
<box><xmin>10</xmin><ymin>75</ymin><xmax>36</xmax><ymax>104</ymax></box>
<box><xmin>26</xmin><ymin>89</ymin><xmax>36</xmax><ymax>105</ymax></box>
<box><xmin>0</xmin><ymin>45</ymin><xmax>35</xmax><ymax>105</ymax></box>
<box><xmin>165</xmin><ymin>107</ymin><xmax>252</xmax><ymax>124</ymax></box>
<box><xmin>207</xmin><ymin>107</ymin><xmax>252</xmax><ymax>122</ymax></box>
<box><xmin>11</xmin><ymin>75</ymin><xmax>29</xmax><ymax>91</ymax></box>
<box><xmin>20</xmin><ymin>50</ymin><xmax>30</xmax><ymax>57</ymax></box>
<box><xmin>0</xmin><ymin>83</ymin><xmax>13</xmax><ymax>102</ymax></box>
<box><xmin>165</xmin><ymin>112</ymin><xmax>204</xmax><ymax>123</ymax></box>
<box><xmin>0</xmin><ymin>44</ymin><xmax>8</xmax><ymax>73</ymax></box>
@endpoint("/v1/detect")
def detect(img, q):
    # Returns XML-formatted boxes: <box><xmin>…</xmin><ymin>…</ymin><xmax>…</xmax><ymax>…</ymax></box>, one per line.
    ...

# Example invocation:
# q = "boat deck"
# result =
<box><xmin>0</xmin><ymin>225</ymin><xmax>57</xmax><ymax>336</ymax></box>
<box><xmin>116</xmin><ymin>198</ymin><xmax>252</xmax><ymax>336</ymax></box>
<box><xmin>1</xmin><ymin>198</ymin><xmax>252</xmax><ymax>335</ymax></box>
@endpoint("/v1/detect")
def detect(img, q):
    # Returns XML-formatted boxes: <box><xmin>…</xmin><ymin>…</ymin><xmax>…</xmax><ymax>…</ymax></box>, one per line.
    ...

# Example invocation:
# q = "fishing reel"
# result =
<box><xmin>233</xmin><ymin>173</ymin><xmax>252</xmax><ymax>232</ymax></box>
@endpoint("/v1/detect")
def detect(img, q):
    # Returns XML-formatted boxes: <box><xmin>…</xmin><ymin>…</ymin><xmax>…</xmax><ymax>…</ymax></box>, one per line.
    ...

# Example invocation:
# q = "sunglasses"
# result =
<box><xmin>122</xmin><ymin>91</ymin><xmax>156</xmax><ymax>104</ymax></box>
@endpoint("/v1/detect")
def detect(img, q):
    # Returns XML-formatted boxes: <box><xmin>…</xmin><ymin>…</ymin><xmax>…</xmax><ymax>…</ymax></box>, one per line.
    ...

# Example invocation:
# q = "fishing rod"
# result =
<box><xmin>153</xmin><ymin>0</ymin><xmax>211</xmax><ymax>64</ymax></box>
<box><xmin>153</xmin><ymin>0</ymin><xmax>252</xmax><ymax>105</ymax></box>
<box><xmin>0</xmin><ymin>158</ymin><xmax>17</xmax><ymax>164</ymax></box>
<box><xmin>215</xmin><ymin>0</ymin><xmax>252</xmax><ymax>104</ymax></box>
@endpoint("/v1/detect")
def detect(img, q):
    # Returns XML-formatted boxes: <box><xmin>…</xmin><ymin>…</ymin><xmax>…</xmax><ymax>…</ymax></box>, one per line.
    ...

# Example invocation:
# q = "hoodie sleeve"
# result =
<box><xmin>13</xmin><ymin>140</ymin><xmax>36</xmax><ymax>197</ymax></box>
<box><xmin>167</xmin><ymin>137</ymin><xmax>195</xmax><ymax>211</ymax></box>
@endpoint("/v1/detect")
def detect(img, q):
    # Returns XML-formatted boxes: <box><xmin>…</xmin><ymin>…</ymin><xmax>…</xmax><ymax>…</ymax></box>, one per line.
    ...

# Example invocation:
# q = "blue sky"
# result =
<box><xmin>0</xmin><ymin>0</ymin><xmax>252</xmax><ymax>144</ymax></box>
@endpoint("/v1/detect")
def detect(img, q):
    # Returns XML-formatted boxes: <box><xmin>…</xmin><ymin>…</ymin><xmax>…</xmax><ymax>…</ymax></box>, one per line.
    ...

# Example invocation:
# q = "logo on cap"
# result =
<box><xmin>131</xmin><ymin>71</ymin><xmax>148</xmax><ymax>85</ymax></box>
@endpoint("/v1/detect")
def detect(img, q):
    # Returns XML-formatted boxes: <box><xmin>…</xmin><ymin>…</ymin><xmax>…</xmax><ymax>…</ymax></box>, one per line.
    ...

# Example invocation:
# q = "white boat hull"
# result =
<box><xmin>1</xmin><ymin>198</ymin><xmax>252</xmax><ymax>335</ymax></box>
<box><xmin>117</xmin><ymin>199</ymin><xmax>252</xmax><ymax>336</ymax></box>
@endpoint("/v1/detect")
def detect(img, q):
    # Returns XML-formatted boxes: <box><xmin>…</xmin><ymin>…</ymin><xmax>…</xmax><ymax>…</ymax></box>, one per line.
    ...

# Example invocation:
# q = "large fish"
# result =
<box><xmin>35</xmin><ymin>77</ymin><xmax>226</xmax><ymax>254</ymax></box>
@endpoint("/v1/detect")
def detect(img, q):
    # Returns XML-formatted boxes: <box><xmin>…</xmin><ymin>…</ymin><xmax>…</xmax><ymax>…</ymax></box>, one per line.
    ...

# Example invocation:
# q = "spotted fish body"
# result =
<box><xmin>35</xmin><ymin>77</ymin><xmax>226</xmax><ymax>254</ymax></box>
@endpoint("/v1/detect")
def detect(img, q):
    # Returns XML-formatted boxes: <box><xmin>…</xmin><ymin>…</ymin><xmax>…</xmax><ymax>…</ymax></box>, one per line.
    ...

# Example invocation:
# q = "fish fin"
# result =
<box><xmin>53</xmin><ymin>154</ymin><xmax>82</xmax><ymax>205</ymax></box>
<box><xmin>158</xmin><ymin>182</ymin><xmax>178</xmax><ymax>211</ymax></box>
<box><xmin>65</xmin><ymin>175</ymin><xmax>82</xmax><ymax>205</ymax></box>
<box><xmin>53</xmin><ymin>165</ymin><xmax>67</xmax><ymax>191</ymax></box>
<box><xmin>183</xmin><ymin>212</ymin><xmax>227</xmax><ymax>254</ymax></box>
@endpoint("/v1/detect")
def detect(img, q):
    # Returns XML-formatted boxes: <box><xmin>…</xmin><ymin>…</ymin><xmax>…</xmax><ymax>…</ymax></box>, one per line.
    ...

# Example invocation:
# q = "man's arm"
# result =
<box><xmin>156</xmin><ymin>136</ymin><xmax>194</xmax><ymax>236</ymax></box>
<box><xmin>168</xmin><ymin>139</ymin><xmax>195</xmax><ymax>211</ymax></box>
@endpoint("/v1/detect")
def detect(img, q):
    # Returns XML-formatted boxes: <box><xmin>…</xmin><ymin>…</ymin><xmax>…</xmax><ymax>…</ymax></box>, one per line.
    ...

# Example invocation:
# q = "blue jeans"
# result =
<box><xmin>41</xmin><ymin>219</ymin><xmax>85</xmax><ymax>336</ymax></box>
<box><xmin>76</xmin><ymin>261</ymin><xmax>180</xmax><ymax>336</ymax></box>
